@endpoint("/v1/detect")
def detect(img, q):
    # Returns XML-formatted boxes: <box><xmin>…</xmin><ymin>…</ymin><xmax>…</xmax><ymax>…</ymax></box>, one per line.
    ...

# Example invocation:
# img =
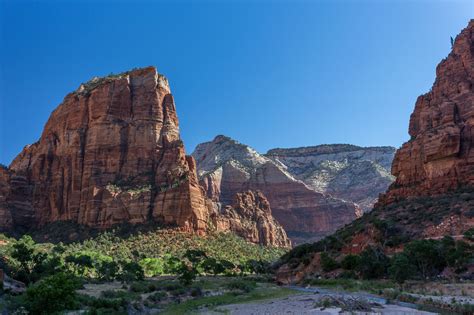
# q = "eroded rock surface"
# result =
<box><xmin>210</xmin><ymin>190</ymin><xmax>291</xmax><ymax>248</ymax></box>
<box><xmin>5</xmin><ymin>67</ymin><xmax>208</xmax><ymax>233</ymax></box>
<box><xmin>193</xmin><ymin>136</ymin><xmax>359</xmax><ymax>244</ymax></box>
<box><xmin>379</xmin><ymin>20</ymin><xmax>474</xmax><ymax>205</ymax></box>
<box><xmin>266</xmin><ymin>145</ymin><xmax>395</xmax><ymax>212</ymax></box>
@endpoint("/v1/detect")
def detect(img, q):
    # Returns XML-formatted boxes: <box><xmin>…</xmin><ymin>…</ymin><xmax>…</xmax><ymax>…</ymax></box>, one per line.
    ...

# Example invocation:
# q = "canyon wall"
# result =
<box><xmin>266</xmin><ymin>144</ymin><xmax>395</xmax><ymax>212</ymax></box>
<box><xmin>193</xmin><ymin>136</ymin><xmax>359</xmax><ymax>244</ymax></box>
<box><xmin>4</xmin><ymin>67</ymin><xmax>208</xmax><ymax>233</ymax></box>
<box><xmin>378</xmin><ymin>19</ymin><xmax>474</xmax><ymax>205</ymax></box>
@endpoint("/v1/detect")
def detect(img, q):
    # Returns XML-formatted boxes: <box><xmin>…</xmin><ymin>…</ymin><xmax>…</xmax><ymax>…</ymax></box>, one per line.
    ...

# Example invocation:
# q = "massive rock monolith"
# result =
<box><xmin>5</xmin><ymin>67</ymin><xmax>208</xmax><ymax>233</ymax></box>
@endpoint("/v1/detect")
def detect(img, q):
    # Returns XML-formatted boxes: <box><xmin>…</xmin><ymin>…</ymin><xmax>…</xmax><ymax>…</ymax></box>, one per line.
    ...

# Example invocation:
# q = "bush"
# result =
<box><xmin>225</xmin><ymin>279</ymin><xmax>257</xmax><ymax>293</ymax></box>
<box><xmin>388</xmin><ymin>254</ymin><xmax>415</xmax><ymax>284</ymax></box>
<box><xmin>341</xmin><ymin>255</ymin><xmax>360</xmax><ymax>271</ymax></box>
<box><xmin>357</xmin><ymin>247</ymin><xmax>389</xmax><ymax>279</ymax></box>
<box><xmin>23</xmin><ymin>272</ymin><xmax>81</xmax><ymax>314</ymax></box>
<box><xmin>119</xmin><ymin>261</ymin><xmax>144</xmax><ymax>282</ymax></box>
<box><xmin>320</xmin><ymin>252</ymin><xmax>339</xmax><ymax>272</ymax></box>
<box><xmin>139</xmin><ymin>257</ymin><xmax>164</xmax><ymax>277</ymax></box>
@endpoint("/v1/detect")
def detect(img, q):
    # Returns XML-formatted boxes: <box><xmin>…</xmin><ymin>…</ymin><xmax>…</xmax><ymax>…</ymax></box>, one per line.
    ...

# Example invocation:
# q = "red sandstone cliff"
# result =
<box><xmin>379</xmin><ymin>20</ymin><xmax>474</xmax><ymax>204</ymax></box>
<box><xmin>210</xmin><ymin>190</ymin><xmax>291</xmax><ymax>248</ymax></box>
<box><xmin>4</xmin><ymin>67</ymin><xmax>208</xmax><ymax>233</ymax></box>
<box><xmin>0</xmin><ymin>67</ymin><xmax>291</xmax><ymax>248</ymax></box>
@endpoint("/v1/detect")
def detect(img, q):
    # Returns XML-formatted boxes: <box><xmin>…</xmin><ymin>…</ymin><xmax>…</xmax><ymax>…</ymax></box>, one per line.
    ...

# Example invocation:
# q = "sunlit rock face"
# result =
<box><xmin>379</xmin><ymin>19</ymin><xmax>474</xmax><ymax>205</ymax></box>
<box><xmin>4</xmin><ymin>67</ymin><xmax>208</xmax><ymax>233</ymax></box>
<box><xmin>266</xmin><ymin>144</ymin><xmax>395</xmax><ymax>212</ymax></box>
<box><xmin>193</xmin><ymin>136</ymin><xmax>359</xmax><ymax>244</ymax></box>
<box><xmin>209</xmin><ymin>190</ymin><xmax>291</xmax><ymax>248</ymax></box>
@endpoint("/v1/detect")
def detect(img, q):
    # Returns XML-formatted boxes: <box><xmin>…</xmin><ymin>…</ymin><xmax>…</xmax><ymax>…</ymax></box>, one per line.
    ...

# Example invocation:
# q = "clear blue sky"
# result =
<box><xmin>0</xmin><ymin>0</ymin><xmax>472</xmax><ymax>165</ymax></box>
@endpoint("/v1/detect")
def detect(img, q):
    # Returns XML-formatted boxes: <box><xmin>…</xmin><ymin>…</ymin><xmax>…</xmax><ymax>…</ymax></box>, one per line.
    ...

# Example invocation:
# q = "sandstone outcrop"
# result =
<box><xmin>266</xmin><ymin>145</ymin><xmax>395</xmax><ymax>212</ymax></box>
<box><xmin>4</xmin><ymin>67</ymin><xmax>208</xmax><ymax>233</ymax></box>
<box><xmin>275</xmin><ymin>20</ymin><xmax>474</xmax><ymax>283</ymax></box>
<box><xmin>193</xmin><ymin>136</ymin><xmax>359</xmax><ymax>244</ymax></box>
<box><xmin>379</xmin><ymin>20</ymin><xmax>474</xmax><ymax>204</ymax></box>
<box><xmin>210</xmin><ymin>190</ymin><xmax>291</xmax><ymax>248</ymax></box>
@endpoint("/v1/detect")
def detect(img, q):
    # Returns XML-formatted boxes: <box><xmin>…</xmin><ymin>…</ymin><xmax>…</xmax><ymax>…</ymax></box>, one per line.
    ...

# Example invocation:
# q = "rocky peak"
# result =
<box><xmin>193</xmin><ymin>135</ymin><xmax>269</xmax><ymax>175</ymax></box>
<box><xmin>193</xmin><ymin>136</ymin><xmax>359</xmax><ymax>244</ymax></box>
<box><xmin>379</xmin><ymin>19</ymin><xmax>474</xmax><ymax>205</ymax></box>
<box><xmin>4</xmin><ymin>66</ymin><xmax>208</xmax><ymax>233</ymax></box>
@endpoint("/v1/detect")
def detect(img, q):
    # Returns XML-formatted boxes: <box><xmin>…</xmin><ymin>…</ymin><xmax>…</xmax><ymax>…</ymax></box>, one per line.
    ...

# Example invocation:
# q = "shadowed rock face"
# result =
<box><xmin>3</xmin><ymin>67</ymin><xmax>208</xmax><ymax>233</ymax></box>
<box><xmin>266</xmin><ymin>145</ymin><xmax>395</xmax><ymax>212</ymax></box>
<box><xmin>210</xmin><ymin>190</ymin><xmax>291</xmax><ymax>248</ymax></box>
<box><xmin>193</xmin><ymin>136</ymin><xmax>359</xmax><ymax>244</ymax></box>
<box><xmin>379</xmin><ymin>19</ymin><xmax>474</xmax><ymax>205</ymax></box>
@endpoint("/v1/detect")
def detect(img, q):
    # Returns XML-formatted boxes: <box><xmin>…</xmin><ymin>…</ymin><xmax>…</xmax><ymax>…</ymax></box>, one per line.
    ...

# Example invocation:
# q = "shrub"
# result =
<box><xmin>357</xmin><ymin>247</ymin><xmax>389</xmax><ymax>279</ymax></box>
<box><xmin>139</xmin><ymin>257</ymin><xmax>164</xmax><ymax>277</ymax></box>
<box><xmin>225</xmin><ymin>279</ymin><xmax>257</xmax><ymax>293</ymax></box>
<box><xmin>23</xmin><ymin>272</ymin><xmax>81</xmax><ymax>314</ymax></box>
<box><xmin>119</xmin><ymin>261</ymin><xmax>144</xmax><ymax>282</ymax></box>
<box><xmin>320</xmin><ymin>252</ymin><xmax>339</xmax><ymax>272</ymax></box>
<box><xmin>388</xmin><ymin>254</ymin><xmax>415</xmax><ymax>284</ymax></box>
<box><xmin>341</xmin><ymin>255</ymin><xmax>360</xmax><ymax>271</ymax></box>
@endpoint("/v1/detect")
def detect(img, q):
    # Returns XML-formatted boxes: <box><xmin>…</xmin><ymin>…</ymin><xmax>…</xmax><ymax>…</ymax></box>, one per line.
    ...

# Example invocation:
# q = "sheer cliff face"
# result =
<box><xmin>379</xmin><ymin>20</ymin><xmax>474</xmax><ymax>205</ymax></box>
<box><xmin>5</xmin><ymin>67</ymin><xmax>208</xmax><ymax>233</ymax></box>
<box><xmin>266</xmin><ymin>145</ymin><xmax>395</xmax><ymax>212</ymax></box>
<box><xmin>192</xmin><ymin>136</ymin><xmax>359</xmax><ymax>244</ymax></box>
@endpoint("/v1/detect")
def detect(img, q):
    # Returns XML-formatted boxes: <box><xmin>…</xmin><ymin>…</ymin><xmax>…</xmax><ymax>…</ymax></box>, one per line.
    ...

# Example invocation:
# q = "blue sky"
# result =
<box><xmin>0</xmin><ymin>0</ymin><xmax>472</xmax><ymax>165</ymax></box>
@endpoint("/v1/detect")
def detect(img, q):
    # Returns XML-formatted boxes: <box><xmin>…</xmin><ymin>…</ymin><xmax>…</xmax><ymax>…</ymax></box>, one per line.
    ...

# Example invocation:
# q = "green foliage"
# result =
<box><xmin>341</xmin><ymin>254</ymin><xmax>360</xmax><ymax>271</ymax></box>
<box><xmin>23</xmin><ymin>272</ymin><xmax>81</xmax><ymax>314</ymax></box>
<box><xmin>139</xmin><ymin>257</ymin><xmax>164</xmax><ymax>277</ymax></box>
<box><xmin>357</xmin><ymin>247</ymin><xmax>389</xmax><ymax>279</ymax></box>
<box><xmin>388</xmin><ymin>254</ymin><xmax>415</xmax><ymax>284</ymax></box>
<box><xmin>463</xmin><ymin>227</ymin><xmax>474</xmax><ymax>241</ymax></box>
<box><xmin>320</xmin><ymin>252</ymin><xmax>339</xmax><ymax>272</ymax></box>
<box><xmin>119</xmin><ymin>261</ymin><xmax>144</xmax><ymax>282</ymax></box>
<box><xmin>225</xmin><ymin>279</ymin><xmax>257</xmax><ymax>293</ymax></box>
<box><xmin>97</xmin><ymin>261</ymin><xmax>119</xmax><ymax>281</ymax></box>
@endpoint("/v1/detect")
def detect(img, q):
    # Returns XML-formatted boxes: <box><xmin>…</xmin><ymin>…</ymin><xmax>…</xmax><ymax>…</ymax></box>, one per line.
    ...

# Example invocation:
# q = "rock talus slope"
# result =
<box><xmin>379</xmin><ymin>20</ymin><xmax>474</xmax><ymax>204</ymax></box>
<box><xmin>4</xmin><ymin>67</ymin><xmax>208</xmax><ymax>233</ymax></box>
<box><xmin>193</xmin><ymin>136</ymin><xmax>359</xmax><ymax>243</ymax></box>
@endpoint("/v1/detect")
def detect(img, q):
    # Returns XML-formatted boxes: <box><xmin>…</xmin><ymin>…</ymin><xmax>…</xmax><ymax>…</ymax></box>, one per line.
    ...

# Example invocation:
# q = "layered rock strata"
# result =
<box><xmin>379</xmin><ymin>19</ymin><xmax>474</xmax><ymax>204</ymax></box>
<box><xmin>193</xmin><ymin>136</ymin><xmax>359</xmax><ymax>243</ymax></box>
<box><xmin>3</xmin><ymin>67</ymin><xmax>208</xmax><ymax>233</ymax></box>
<box><xmin>210</xmin><ymin>190</ymin><xmax>291</xmax><ymax>248</ymax></box>
<box><xmin>266</xmin><ymin>145</ymin><xmax>395</xmax><ymax>212</ymax></box>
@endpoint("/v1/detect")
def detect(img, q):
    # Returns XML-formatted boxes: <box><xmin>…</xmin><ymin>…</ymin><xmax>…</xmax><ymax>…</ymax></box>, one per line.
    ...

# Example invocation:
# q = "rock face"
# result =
<box><xmin>4</xmin><ymin>67</ymin><xmax>208</xmax><ymax>233</ymax></box>
<box><xmin>192</xmin><ymin>136</ymin><xmax>359</xmax><ymax>244</ymax></box>
<box><xmin>379</xmin><ymin>20</ymin><xmax>474</xmax><ymax>204</ymax></box>
<box><xmin>266</xmin><ymin>145</ymin><xmax>395</xmax><ymax>212</ymax></box>
<box><xmin>210</xmin><ymin>190</ymin><xmax>291</xmax><ymax>248</ymax></box>
<box><xmin>275</xmin><ymin>20</ymin><xmax>474</xmax><ymax>284</ymax></box>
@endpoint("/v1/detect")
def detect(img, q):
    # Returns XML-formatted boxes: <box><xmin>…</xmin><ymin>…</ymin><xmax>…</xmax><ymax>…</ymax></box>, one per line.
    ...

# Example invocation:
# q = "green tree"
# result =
<box><xmin>119</xmin><ymin>261</ymin><xmax>144</xmax><ymax>282</ymax></box>
<box><xmin>341</xmin><ymin>255</ymin><xmax>360</xmax><ymax>271</ymax></box>
<box><xmin>357</xmin><ymin>247</ymin><xmax>389</xmax><ymax>279</ymax></box>
<box><xmin>320</xmin><ymin>252</ymin><xmax>339</xmax><ymax>272</ymax></box>
<box><xmin>23</xmin><ymin>272</ymin><xmax>81</xmax><ymax>315</ymax></box>
<box><xmin>388</xmin><ymin>254</ymin><xmax>415</xmax><ymax>284</ymax></box>
<box><xmin>404</xmin><ymin>240</ymin><xmax>444</xmax><ymax>279</ymax></box>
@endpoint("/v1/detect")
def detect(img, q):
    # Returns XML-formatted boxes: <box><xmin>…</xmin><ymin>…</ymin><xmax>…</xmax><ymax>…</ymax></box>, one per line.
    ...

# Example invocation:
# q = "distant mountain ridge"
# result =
<box><xmin>266</xmin><ymin>144</ymin><xmax>395</xmax><ymax>212</ymax></box>
<box><xmin>192</xmin><ymin>135</ymin><xmax>394</xmax><ymax>243</ymax></box>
